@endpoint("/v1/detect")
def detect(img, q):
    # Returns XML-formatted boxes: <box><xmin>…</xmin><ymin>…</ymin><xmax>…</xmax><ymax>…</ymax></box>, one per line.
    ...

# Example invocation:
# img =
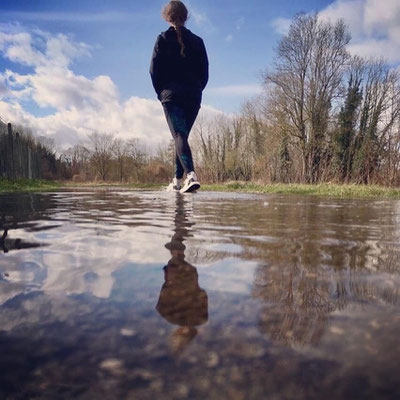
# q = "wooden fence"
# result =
<box><xmin>0</xmin><ymin>121</ymin><xmax>43</xmax><ymax>179</ymax></box>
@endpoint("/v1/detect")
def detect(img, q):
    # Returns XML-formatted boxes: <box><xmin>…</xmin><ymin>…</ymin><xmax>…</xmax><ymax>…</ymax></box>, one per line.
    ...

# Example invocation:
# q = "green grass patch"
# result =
<box><xmin>0</xmin><ymin>178</ymin><xmax>62</xmax><ymax>193</ymax></box>
<box><xmin>3</xmin><ymin>179</ymin><xmax>400</xmax><ymax>199</ymax></box>
<box><xmin>201</xmin><ymin>182</ymin><xmax>400</xmax><ymax>199</ymax></box>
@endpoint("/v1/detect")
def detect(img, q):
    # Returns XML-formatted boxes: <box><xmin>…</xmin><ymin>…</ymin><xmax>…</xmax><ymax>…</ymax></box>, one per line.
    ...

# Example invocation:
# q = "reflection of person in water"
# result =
<box><xmin>0</xmin><ymin>229</ymin><xmax>42</xmax><ymax>253</ymax></box>
<box><xmin>0</xmin><ymin>230</ymin><xmax>8</xmax><ymax>253</ymax></box>
<box><xmin>156</xmin><ymin>194</ymin><xmax>208</xmax><ymax>353</ymax></box>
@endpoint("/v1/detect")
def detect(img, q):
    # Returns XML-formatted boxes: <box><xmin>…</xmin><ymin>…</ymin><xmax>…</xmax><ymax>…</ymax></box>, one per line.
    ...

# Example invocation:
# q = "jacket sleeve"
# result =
<box><xmin>198</xmin><ymin>39</ymin><xmax>209</xmax><ymax>91</ymax></box>
<box><xmin>149</xmin><ymin>35</ymin><xmax>165</xmax><ymax>96</ymax></box>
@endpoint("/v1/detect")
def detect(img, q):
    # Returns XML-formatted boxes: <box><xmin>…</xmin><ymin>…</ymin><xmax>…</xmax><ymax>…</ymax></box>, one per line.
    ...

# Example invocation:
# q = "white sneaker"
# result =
<box><xmin>166</xmin><ymin>177</ymin><xmax>182</xmax><ymax>192</ymax></box>
<box><xmin>180</xmin><ymin>171</ymin><xmax>200</xmax><ymax>193</ymax></box>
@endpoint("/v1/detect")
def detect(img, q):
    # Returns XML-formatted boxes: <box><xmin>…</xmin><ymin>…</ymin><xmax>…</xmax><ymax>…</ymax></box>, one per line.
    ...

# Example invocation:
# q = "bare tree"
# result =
<box><xmin>88</xmin><ymin>132</ymin><xmax>115</xmax><ymax>181</ymax></box>
<box><xmin>113</xmin><ymin>138</ymin><xmax>130</xmax><ymax>182</ymax></box>
<box><xmin>127</xmin><ymin>138</ymin><xmax>146</xmax><ymax>165</ymax></box>
<box><xmin>36</xmin><ymin>136</ymin><xmax>56</xmax><ymax>154</ymax></box>
<box><xmin>352</xmin><ymin>60</ymin><xmax>400</xmax><ymax>183</ymax></box>
<box><xmin>125</xmin><ymin>138</ymin><xmax>147</xmax><ymax>182</ymax></box>
<box><xmin>63</xmin><ymin>144</ymin><xmax>90</xmax><ymax>177</ymax></box>
<box><xmin>265</xmin><ymin>13</ymin><xmax>351</xmax><ymax>182</ymax></box>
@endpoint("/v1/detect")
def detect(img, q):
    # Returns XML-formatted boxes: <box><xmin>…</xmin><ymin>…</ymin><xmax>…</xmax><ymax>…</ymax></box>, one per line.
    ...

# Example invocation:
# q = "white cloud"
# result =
<box><xmin>0</xmin><ymin>74</ymin><xmax>9</xmax><ymax>96</ymax></box>
<box><xmin>271</xmin><ymin>17</ymin><xmax>291</xmax><ymax>35</ymax></box>
<box><xmin>0</xmin><ymin>95</ymin><xmax>169</xmax><ymax>151</ymax></box>
<box><xmin>0</xmin><ymin>24</ymin><xmax>90</xmax><ymax>68</ymax></box>
<box><xmin>272</xmin><ymin>0</ymin><xmax>400</xmax><ymax>63</ymax></box>
<box><xmin>185</xmin><ymin>1</ymin><xmax>216</xmax><ymax>33</ymax></box>
<box><xmin>319</xmin><ymin>0</ymin><xmax>365</xmax><ymax>37</ymax></box>
<box><xmin>0</xmin><ymin>24</ymin><xmax>224</xmax><ymax>152</ymax></box>
<box><xmin>0</xmin><ymin>31</ymin><xmax>46</xmax><ymax>67</ymax></box>
<box><xmin>190</xmin><ymin>8</ymin><xmax>208</xmax><ymax>26</ymax></box>
<box><xmin>320</xmin><ymin>0</ymin><xmax>400</xmax><ymax>63</ymax></box>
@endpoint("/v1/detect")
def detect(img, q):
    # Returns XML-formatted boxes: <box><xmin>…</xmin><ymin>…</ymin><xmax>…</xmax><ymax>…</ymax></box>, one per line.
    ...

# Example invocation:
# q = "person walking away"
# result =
<box><xmin>150</xmin><ymin>1</ymin><xmax>208</xmax><ymax>193</ymax></box>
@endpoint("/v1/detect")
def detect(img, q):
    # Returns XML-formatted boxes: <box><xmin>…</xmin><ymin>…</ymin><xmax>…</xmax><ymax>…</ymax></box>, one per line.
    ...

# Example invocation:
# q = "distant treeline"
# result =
<box><xmin>0</xmin><ymin>118</ymin><xmax>174</xmax><ymax>184</ymax></box>
<box><xmin>60</xmin><ymin>133</ymin><xmax>171</xmax><ymax>183</ymax></box>
<box><xmin>0</xmin><ymin>121</ymin><xmax>66</xmax><ymax>180</ymax></box>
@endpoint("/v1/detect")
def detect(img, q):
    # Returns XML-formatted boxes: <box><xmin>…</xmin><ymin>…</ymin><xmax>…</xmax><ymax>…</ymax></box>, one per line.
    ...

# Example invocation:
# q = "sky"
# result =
<box><xmin>0</xmin><ymin>0</ymin><xmax>400</xmax><ymax>151</ymax></box>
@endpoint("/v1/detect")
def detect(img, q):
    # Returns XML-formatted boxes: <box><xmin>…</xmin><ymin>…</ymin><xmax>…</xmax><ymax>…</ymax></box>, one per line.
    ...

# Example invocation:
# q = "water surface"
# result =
<box><xmin>0</xmin><ymin>189</ymin><xmax>399</xmax><ymax>399</ymax></box>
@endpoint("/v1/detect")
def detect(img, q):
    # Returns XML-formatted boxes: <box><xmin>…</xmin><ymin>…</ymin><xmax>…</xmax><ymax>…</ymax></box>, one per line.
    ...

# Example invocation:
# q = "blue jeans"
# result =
<box><xmin>162</xmin><ymin>102</ymin><xmax>200</xmax><ymax>179</ymax></box>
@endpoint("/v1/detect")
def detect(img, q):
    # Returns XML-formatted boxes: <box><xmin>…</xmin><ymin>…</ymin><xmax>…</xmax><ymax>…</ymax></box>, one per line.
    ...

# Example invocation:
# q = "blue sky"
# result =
<box><xmin>0</xmin><ymin>0</ymin><xmax>399</xmax><ymax>149</ymax></box>
<box><xmin>0</xmin><ymin>0</ymin><xmax>331</xmax><ymax>111</ymax></box>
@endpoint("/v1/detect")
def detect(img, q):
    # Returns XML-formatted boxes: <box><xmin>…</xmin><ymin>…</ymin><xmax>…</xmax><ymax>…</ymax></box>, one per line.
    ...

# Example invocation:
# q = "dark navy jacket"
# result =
<box><xmin>150</xmin><ymin>26</ymin><xmax>209</xmax><ymax>105</ymax></box>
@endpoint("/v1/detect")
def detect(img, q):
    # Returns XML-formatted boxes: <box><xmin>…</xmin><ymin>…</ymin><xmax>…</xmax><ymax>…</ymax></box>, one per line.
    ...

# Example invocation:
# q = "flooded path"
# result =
<box><xmin>0</xmin><ymin>189</ymin><xmax>399</xmax><ymax>399</ymax></box>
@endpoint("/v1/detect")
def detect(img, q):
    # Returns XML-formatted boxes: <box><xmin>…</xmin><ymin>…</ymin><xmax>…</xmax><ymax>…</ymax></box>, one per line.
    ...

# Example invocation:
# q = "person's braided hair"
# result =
<box><xmin>162</xmin><ymin>1</ymin><xmax>188</xmax><ymax>57</ymax></box>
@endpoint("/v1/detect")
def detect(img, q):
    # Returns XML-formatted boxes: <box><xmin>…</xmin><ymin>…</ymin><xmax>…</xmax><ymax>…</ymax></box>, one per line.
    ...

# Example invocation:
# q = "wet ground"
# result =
<box><xmin>0</xmin><ymin>189</ymin><xmax>399</xmax><ymax>400</ymax></box>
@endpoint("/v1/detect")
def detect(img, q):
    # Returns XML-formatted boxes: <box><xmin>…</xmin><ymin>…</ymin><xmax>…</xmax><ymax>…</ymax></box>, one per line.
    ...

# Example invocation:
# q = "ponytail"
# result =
<box><xmin>162</xmin><ymin>1</ymin><xmax>188</xmax><ymax>57</ymax></box>
<box><xmin>175</xmin><ymin>26</ymin><xmax>186</xmax><ymax>57</ymax></box>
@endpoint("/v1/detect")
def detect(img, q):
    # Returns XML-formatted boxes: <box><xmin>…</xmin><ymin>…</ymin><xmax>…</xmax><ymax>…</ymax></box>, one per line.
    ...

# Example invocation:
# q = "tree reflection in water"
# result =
<box><xmin>156</xmin><ymin>194</ymin><xmax>208</xmax><ymax>353</ymax></box>
<box><xmin>250</xmin><ymin>201</ymin><xmax>400</xmax><ymax>347</ymax></box>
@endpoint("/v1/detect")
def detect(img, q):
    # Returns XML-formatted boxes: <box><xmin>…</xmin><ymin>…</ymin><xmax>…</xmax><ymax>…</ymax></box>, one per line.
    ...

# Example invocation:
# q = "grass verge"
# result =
<box><xmin>201</xmin><ymin>182</ymin><xmax>400</xmax><ymax>199</ymax></box>
<box><xmin>0</xmin><ymin>178</ymin><xmax>62</xmax><ymax>193</ymax></box>
<box><xmin>2</xmin><ymin>179</ymin><xmax>400</xmax><ymax>199</ymax></box>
